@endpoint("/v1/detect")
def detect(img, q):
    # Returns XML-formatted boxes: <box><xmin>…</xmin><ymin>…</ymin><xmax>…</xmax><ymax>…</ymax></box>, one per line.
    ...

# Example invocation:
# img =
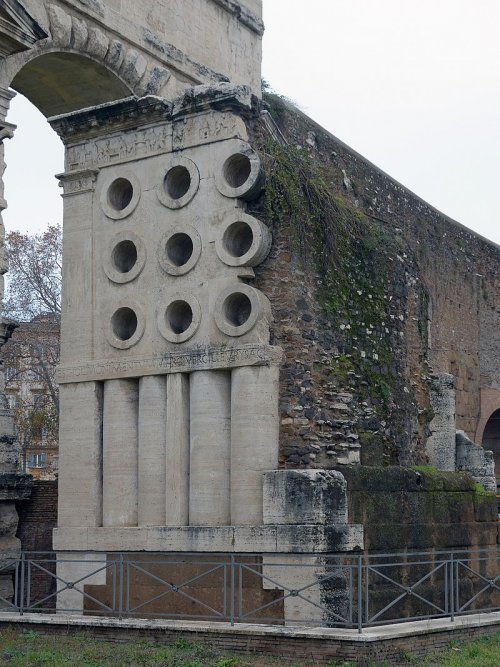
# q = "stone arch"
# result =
<box><xmin>2</xmin><ymin>3</ymin><xmax>172</xmax><ymax>117</ymax></box>
<box><xmin>475</xmin><ymin>388</ymin><xmax>500</xmax><ymax>448</ymax></box>
<box><xmin>481</xmin><ymin>408</ymin><xmax>500</xmax><ymax>477</ymax></box>
<box><xmin>10</xmin><ymin>50</ymin><xmax>132</xmax><ymax>117</ymax></box>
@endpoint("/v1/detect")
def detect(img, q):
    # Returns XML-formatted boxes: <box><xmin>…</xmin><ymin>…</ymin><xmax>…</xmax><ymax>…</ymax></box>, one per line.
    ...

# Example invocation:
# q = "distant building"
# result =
<box><xmin>2</xmin><ymin>315</ymin><xmax>59</xmax><ymax>480</ymax></box>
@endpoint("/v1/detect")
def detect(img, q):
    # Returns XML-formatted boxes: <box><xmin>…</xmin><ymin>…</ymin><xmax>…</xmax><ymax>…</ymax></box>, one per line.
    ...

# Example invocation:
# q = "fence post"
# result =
<box><xmin>357</xmin><ymin>554</ymin><xmax>363</xmax><ymax>634</ymax></box>
<box><xmin>450</xmin><ymin>552</ymin><xmax>455</xmax><ymax>622</ymax></box>
<box><xmin>118</xmin><ymin>554</ymin><xmax>124</xmax><ymax>621</ymax></box>
<box><xmin>19</xmin><ymin>552</ymin><xmax>25</xmax><ymax>616</ymax></box>
<box><xmin>230</xmin><ymin>554</ymin><xmax>235</xmax><ymax>627</ymax></box>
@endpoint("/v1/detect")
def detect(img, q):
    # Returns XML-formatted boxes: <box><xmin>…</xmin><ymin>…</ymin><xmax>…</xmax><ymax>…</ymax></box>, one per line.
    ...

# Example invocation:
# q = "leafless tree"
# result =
<box><xmin>1</xmin><ymin>225</ymin><xmax>61</xmax><ymax>472</ymax></box>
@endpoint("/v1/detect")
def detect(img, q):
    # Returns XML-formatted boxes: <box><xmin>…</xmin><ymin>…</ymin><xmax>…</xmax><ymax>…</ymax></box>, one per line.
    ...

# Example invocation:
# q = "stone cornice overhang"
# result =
<box><xmin>0</xmin><ymin>0</ymin><xmax>48</xmax><ymax>56</ymax></box>
<box><xmin>48</xmin><ymin>84</ymin><xmax>261</xmax><ymax>144</ymax></box>
<box><xmin>210</xmin><ymin>0</ymin><xmax>264</xmax><ymax>35</ymax></box>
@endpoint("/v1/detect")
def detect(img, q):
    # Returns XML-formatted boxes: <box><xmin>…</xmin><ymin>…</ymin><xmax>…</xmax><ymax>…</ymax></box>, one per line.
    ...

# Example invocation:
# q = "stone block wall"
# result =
<box><xmin>336</xmin><ymin>467</ymin><xmax>498</xmax><ymax>552</ymax></box>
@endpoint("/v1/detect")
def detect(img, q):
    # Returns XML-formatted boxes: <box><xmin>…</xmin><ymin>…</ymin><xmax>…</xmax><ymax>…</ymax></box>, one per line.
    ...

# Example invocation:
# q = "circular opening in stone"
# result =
<box><xmin>222</xmin><ymin>221</ymin><xmax>254</xmax><ymax>258</ymax></box>
<box><xmin>164</xmin><ymin>166</ymin><xmax>191</xmax><ymax>200</ymax></box>
<box><xmin>111</xmin><ymin>307</ymin><xmax>138</xmax><ymax>341</ymax></box>
<box><xmin>166</xmin><ymin>300</ymin><xmax>193</xmax><ymax>335</ymax></box>
<box><xmin>112</xmin><ymin>240</ymin><xmax>138</xmax><ymax>273</ymax></box>
<box><xmin>223</xmin><ymin>292</ymin><xmax>252</xmax><ymax>327</ymax></box>
<box><xmin>223</xmin><ymin>153</ymin><xmax>252</xmax><ymax>189</ymax></box>
<box><xmin>108</xmin><ymin>178</ymin><xmax>133</xmax><ymax>211</ymax></box>
<box><xmin>166</xmin><ymin>233</ymin><xmax>194</xmax><ymax>267</ymax></box>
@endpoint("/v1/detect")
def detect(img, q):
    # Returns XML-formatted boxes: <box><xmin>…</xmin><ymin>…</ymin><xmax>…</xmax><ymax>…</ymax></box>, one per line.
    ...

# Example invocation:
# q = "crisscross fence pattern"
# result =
<box><xmin>0</xmin><ymin>549</ymin><xmax>497</xmax><ymax>631</ymax></box>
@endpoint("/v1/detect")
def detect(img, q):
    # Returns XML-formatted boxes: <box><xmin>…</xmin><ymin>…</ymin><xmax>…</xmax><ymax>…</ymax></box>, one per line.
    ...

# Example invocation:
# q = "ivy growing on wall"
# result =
<box><xmin>251</xmin><ymin>100</ymin><xmax>412</xmax><ymax>462</ymax></box>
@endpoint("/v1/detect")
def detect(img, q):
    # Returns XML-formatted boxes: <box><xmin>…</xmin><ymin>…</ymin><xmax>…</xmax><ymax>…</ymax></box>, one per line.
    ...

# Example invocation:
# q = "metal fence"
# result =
<box><xmin>0</xmin><ymin>549</ymin><xmax>498</xmax><ymax>632</ymax></box>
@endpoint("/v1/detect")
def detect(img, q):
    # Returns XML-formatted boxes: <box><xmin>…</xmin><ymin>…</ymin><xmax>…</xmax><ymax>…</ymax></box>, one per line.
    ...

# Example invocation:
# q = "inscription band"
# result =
<box><xmin>57</xmin><ymin>344</ymin><xmax>283</xmax><ymax>384</ymax></box>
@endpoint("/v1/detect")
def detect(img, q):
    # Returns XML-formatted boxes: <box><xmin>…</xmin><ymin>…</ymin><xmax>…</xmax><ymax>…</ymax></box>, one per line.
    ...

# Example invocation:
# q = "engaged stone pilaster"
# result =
<box><xmin>58</xmin><ymin>382</ymin><xmax>103</xmax><ymax>527</ymax></box>
<box><xmin>138</xmin><ymin>375</ymin><xmax>167</xmax><ymax>526</ymax></box>
<box><xmin>231</xmin><ymin>364</ymin><xmax>280</xmax><ymax>525</ymax></box>
<box><xmin>103</xmin><ymin>379</ymin><xmax>139</xmax><ymax>527</ymax></box>
<box><xmin>165</xmin><ymin>373</ymin><xmax>190</xmax><ymax>526</ymax></box>
<box><xmin>189</xmin><ymin>370</ymin><xmax>231</xmax><ymax>526</ymax></box>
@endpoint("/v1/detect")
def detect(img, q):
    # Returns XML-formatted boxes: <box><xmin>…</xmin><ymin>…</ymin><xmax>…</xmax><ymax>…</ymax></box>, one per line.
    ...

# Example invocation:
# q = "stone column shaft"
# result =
<box><xmin>103</xmin><ymin>379</ymin><xmax>139</xmax><ymax>527</ymax></box>
<box><xmin>166</xmin><ymin>373</ymin><xmax>190</xmax><ymax>525</ymax></box>
<box><xmin>58</xmin><ymin>382</ymin><xmax>103</xmax><ymax>527</ymax></box>
<box><xmin>231</xmin><ymin>365</ymin><xmax>280</xmax><ymax>524</ymax></box>
<box><xmin>189</xmin><ymin>370</ymin><xmax>231</xmax><ymax>526</ymax></box>
<box><xmin>138</xmin><ymin>375</ymin><xmax>167</xmax><ymax>526</ymax></box>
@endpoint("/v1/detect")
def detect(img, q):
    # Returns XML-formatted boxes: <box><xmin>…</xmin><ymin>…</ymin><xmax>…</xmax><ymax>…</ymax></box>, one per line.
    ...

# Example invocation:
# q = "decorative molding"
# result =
<box><xmin>0</xmin><ymin>120</ymin><xmax>15</xmax><ymax>143</ymax></box>
<box><xmin>74</xmin><ymin>0</ymin><xmax>104</xmax><ymax>17</ymax></box>
<box><xmin>57</xmin><ymin>344</ymin><xmax>283</xmax><ymax>384</ymax></box>
<box><xmin>56</xmin><ymin>168</ymin><xmax>99</xmax><ymax>196</ymax></box>
<box><xmin>49</xmin><ymin>95</ymin><xmax>172</xmax><ymax>143</ymax></box>
<box><xmin>50</xmin><ymin>84</ymin><xmax>256</xmax><ymax>149</ymax></box>
<box><xmin>0</xmin><ymin>0</ymin><xmax>48</xmax><ymax>57</ymax></box>
<box><xmin>210</xmin><ymin>0</ymin><xmax>264</xmax><ymax>36</ymax></box>
<box><xmin>60</xmin><ymin>123</ymin><xmax>172</xmax><ymax>172</ymax></box>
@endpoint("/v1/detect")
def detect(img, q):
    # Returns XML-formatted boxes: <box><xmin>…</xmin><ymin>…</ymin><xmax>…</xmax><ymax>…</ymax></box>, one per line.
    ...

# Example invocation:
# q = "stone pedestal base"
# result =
<box><xmin>53</xmin><ymin>523</ymin><xmax>363</xmax><ymax>619</ymax></box>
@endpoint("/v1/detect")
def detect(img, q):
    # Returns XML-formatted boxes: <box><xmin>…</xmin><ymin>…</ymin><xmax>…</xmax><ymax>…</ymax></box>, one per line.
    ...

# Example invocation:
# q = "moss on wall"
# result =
<box><xmin>251</xmin><ymin>97</ymin><xmax>423</xmax><ymax>465</ymax></box>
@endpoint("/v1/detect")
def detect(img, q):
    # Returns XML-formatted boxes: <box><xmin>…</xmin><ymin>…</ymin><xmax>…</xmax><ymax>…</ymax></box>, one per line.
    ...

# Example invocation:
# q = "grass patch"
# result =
<box><xmin>422</xmin><ymin>632</ymin><xmax>500</xmax><ymax>666</ymax></box>
<box><xmin>0</xmin><ymin>628</ymin><xmax>310</xmax><ymax>667</ymax></box>
<box><xmin>0</xmin><ymin>628</ymin><xmax>497</xmax><ymax>666</ymax></box>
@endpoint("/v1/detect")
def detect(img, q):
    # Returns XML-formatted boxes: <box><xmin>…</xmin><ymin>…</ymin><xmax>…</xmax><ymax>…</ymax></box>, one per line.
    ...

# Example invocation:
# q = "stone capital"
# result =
<box><xmin>0</xmin><ymin>120</ymin><xmax>16</xmax><ymax>143</ymax></box>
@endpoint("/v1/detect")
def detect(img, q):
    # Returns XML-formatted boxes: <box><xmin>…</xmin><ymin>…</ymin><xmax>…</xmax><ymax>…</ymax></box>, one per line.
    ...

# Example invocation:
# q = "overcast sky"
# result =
<box><xmin>3</xmin><ymin>0</ymin><xmax>500</xmax><ymax>245</ymax></box>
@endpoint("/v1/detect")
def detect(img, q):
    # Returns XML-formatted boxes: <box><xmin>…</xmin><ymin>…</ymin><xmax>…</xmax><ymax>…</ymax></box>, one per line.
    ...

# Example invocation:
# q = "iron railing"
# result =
<box><xmin>0</xmin><ymin>549</ymin><xmax>498</xmax><ymax>632</ymax></box>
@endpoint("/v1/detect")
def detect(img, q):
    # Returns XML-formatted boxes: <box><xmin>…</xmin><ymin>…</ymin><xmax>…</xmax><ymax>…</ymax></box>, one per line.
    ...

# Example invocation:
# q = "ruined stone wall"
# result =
<box><xmin>337</xmin><ymin>467</ymin><xmax>498</xmax><ymax>552</ymax></box>
<box><xmin>246</xmin><ymin>94</ymin><xmax>500</xmax><ymax>468</ymax></box>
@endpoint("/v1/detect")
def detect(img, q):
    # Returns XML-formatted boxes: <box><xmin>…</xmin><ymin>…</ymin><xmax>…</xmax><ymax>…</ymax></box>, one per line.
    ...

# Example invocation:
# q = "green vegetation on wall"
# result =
<box><xmin>254</xmin><ymin>113</ymin><xmax>406</xmax><ymax>440</ymax></box>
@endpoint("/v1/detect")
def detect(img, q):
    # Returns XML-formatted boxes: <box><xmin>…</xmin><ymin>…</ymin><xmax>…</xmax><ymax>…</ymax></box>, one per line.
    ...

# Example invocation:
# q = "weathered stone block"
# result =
<box><xmin>456</xmin><ymin>431</ymin><xmax>497</xmax><ymax>493</ymax></box>
<box><xmin>263</xmin><ymin>470</ymin><xmax>348</xmax><ymax>526</ymax></box>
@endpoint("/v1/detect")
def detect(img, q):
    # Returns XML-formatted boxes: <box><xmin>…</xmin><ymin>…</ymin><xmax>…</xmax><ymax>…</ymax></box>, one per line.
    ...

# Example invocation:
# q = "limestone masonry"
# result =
<box><xmin>0</xmin><ymin>0</ymin><xmax>497</xmax><ymax>624</ymax></box>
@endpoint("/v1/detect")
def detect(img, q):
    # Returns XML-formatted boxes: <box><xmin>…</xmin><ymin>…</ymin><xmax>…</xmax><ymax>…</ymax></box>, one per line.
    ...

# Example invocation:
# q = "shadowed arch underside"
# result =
<box><xmin>11</xmin><ymin>52</ymin><xmax>131</xmax><ymax>117</ymax></box>
<box><xmin>482</xmin><ymin>408</ymin><xmax>500</xmax><ymax>478</ymax></box>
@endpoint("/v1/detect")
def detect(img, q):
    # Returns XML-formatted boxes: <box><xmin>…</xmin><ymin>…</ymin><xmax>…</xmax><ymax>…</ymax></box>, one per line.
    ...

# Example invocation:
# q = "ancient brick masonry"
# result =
<box><xmin>247</xmin><ymin>94</ymin><xmax>500</xmax><ymax>474</ymax></box>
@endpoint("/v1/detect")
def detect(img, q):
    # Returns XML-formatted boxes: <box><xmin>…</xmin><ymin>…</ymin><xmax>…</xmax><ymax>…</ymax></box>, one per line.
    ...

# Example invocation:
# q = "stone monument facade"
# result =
<box><xmin>1</xmin><ymin>0</ymin><xmax>496</xmax><ymax>625</ymax></box>
<box><xmin>49</xmin><ymin>88</ymin><xmax>361</xmax><ymax>614</ymax></box>
<box><xmin>0</xmin><ymin>0</ymin><xmax>362</xmax><ymax>620</ymax></box>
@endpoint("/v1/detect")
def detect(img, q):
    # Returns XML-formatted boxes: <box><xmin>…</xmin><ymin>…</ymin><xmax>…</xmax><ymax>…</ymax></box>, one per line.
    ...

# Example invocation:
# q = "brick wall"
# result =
<box><xmin>0</xmin><ymin>616</ymin><xmax>497</xmax><ymax>666</ymax></box>
<box><xmin>248</xmin><ymin>95</ymin><xmax>500</xmax><ymax>468</ymax></box>
<box><xmin>16</xmin><ymin>480</ymin><xmax>58</xmax><ymax>552</ymax></box>
<box><xmin>16</xmin><ymin>480</ymin><xmax>58</xmax><ymax>608</ymax></box>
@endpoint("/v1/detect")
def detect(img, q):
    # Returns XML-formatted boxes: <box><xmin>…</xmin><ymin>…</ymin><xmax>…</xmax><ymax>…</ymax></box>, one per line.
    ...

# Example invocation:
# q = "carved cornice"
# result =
<box><xmin>49</xmin><ymin>95</ymin><xmax>172</xmax><ymax>143</ymax></box>
<box><xmin>56</xmin><ymin>167</ymin><xmax>99</xmax><ymax>196</ymax></box>
<box><xmin>0</xmin><ymin>120</ymin><xmax>15</xmax><ymax>142</ymax></box>
<box><xmin>0</xmin><ymin>0</ymin><xmax>48</xmax><ymax>57</ymax></box>
<box><xmin>172</xmin><ymin>83</ymin><xmax>257</xmax><ymax>119</ymax></box>
<box><xmin>48</xmin><ymin>84</ymin><xmax>259</xmax><ymax>144</ymax></box>
<box><xmin>210</xmin><ymin>0</ymin><xmax>264</xmax><ymax>35</ymax></box>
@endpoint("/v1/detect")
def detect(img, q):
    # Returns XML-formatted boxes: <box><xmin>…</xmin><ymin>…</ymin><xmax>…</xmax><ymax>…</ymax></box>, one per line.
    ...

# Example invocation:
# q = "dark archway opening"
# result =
<box><xmin>11</xmin><ymin>52</ymin><xmax>131</xmax><ymax>117</ymax></box>
<box><xmin>482</xmin><ymin>409</ymin><xmax>500</xmax><ymax>492</ymax></box>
